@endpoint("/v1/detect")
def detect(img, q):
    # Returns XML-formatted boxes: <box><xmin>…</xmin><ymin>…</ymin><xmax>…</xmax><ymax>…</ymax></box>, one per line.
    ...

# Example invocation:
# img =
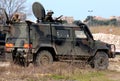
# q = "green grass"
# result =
<box><xmin>50</xmin><ymin>74</ymin><xmax>66</xmax><ymax>80</ymax></box>
<box><xmin>71</xmin><ymin>71</ymin><xmax>112</xmax><ymax>81</ymax></box>
<box><xmin>47</xmin><ymin>69</ymin><xmax>118</xmax><ymax>81</ymax></box>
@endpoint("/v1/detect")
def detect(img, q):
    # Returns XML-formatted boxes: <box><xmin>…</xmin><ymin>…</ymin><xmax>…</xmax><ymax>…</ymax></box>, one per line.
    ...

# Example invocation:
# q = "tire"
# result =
<box><xmin>35</xmin><ymin>50</ymin><xmax>53</xmax><ymax>66</ymax></box>
<box><xmin>93</xmin><ymin>52</ymin><xmax>109</xmax><ymax>70</ymax></box>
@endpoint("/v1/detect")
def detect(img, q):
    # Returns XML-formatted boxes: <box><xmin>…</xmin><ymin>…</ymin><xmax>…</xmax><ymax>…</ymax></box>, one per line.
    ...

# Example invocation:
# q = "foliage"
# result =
<box><xmin>73</xmin><ymin>20</ymin><xmax>82</xmax><ymax>25</ymax></box>
<box><xmin>0</xmin><ymin>0</ymin><xmax>26</xmax><ymax>19</ymax></box>
<box><xmin>84</xmin><ymin>16</ymin><xmax>118</xmax><ymax>26</ymax></box>
<box><xmin>50</xmin><ymin>74</ymin><xmax>66</xmax><ymax>80</ymax></box>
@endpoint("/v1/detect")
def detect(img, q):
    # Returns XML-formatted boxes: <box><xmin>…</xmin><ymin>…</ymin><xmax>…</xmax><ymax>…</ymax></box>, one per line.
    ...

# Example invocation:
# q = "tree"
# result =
<box><xmin>0</xmin><ymin>0</ymin><xmax>26</xmax><ymax>19</ymax></box>
<box><xmin>109</xmin><ymin>19</ymin><xmax>117</xmax><ymax>26</ymax></box>
<box><xmin>84</xmin><ymin>16</ymin><xmax>93</xmax><ymax>22</ymax></box>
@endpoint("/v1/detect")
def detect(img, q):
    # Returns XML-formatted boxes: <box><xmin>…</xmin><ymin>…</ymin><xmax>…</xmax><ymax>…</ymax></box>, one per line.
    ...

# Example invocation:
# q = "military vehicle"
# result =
<box><xmin>2</xmin><ymin>2</ymin><xmax>115</xmax><ymax>69</ymax></box>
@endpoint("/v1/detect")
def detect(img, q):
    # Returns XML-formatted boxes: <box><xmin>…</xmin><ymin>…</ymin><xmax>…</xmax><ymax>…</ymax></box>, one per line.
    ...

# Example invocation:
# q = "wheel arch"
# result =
<box><xmin>88</xmin><ymin>49</ymin><xmax>109</xmax><ymax>62</ymax></box>
<box><xmin>33</xmin><ymin>46</ymin><xmax>57</xmax><ymax>62</ymax></box>
<box><xmin>93</xmin><ymin>49</ymin><xmax>110</xmax><ymax>57</ymax></box>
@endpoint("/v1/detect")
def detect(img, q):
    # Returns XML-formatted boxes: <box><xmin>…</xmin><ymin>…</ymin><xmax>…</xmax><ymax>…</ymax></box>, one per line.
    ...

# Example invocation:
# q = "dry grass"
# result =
<box><xmin>89</xmin><ymin>26</ymin><xmax>120</xmax><ymax>35</ymax></box>
<box><xmin>0</xmin><ymin>62</ymin><xmax>119</xmax><ymax>81</ymax></box>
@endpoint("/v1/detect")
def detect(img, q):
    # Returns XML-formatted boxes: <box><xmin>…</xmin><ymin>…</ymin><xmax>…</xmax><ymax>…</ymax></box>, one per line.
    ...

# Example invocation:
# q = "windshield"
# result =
<box><xmin>75</xmin><ymin>30</ymin><xmax>87</xmax><ymax>39</ymax></box>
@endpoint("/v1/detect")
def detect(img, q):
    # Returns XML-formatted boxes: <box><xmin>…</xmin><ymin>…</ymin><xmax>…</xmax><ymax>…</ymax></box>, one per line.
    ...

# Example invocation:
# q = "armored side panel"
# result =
<box><xmin>51</xmin><ymin>24</ymin><xmax>92</xmax><ymax>56</ymax></box>
<box><xmin>31</xmin><ymin>23</ymin><xmax>52</xmax><ymax>52</ymax></box>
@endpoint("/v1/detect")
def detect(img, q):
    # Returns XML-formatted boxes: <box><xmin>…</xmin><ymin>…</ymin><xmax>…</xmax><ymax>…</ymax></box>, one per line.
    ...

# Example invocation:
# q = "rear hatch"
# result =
<box><xmin>5</xmin><ymin>22</ymin><xmax>29</xmax><ymax>51</ymax></box>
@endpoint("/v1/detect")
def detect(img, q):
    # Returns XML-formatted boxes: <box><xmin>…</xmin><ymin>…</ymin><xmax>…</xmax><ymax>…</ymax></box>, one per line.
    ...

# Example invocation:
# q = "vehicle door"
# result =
<box><xmin>54</xmin><ymin>26</ymin><xmax>73</xmax><ymax>55</ymax></box>
<box><xmin>72</xmin><ymin>27</ymin><xmax>91</xmax><ymax>56</ymax></box>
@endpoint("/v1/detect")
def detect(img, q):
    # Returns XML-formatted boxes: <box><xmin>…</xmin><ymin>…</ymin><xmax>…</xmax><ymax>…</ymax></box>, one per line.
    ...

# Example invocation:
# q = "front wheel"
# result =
<box><xmin>93</xmin><ymin>52</ymin><xmax>109</xmax><ymax>70</ymax></box>
<box><xmin>35</xmin><ymin>51</ymin><xmax>53</xmax><ymax>66</ymax></box>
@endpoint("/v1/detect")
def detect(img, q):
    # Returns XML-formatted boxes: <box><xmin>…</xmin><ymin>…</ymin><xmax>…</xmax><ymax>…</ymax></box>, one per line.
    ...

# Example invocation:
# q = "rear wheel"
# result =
<box><xmin>93</xmin><ymin>52</ymin><xmax>109</xmax><ymax>70</ymax></box>
<box><xmin>35</xmin><ymin>50</ymin><xmax>53</xmax><ymax>66</ymax></box>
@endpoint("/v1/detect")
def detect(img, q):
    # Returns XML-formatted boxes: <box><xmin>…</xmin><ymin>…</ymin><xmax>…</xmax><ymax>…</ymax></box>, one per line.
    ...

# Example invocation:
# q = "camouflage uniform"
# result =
<box><xmin>11</xmin><ymin>14</ymin><xmax>20</xmax><ymax>22</ymax></box>
<box><xmin>45</xmin><ymin>11</ymin><xmax>54</xmax><ymax>22</ymax></box>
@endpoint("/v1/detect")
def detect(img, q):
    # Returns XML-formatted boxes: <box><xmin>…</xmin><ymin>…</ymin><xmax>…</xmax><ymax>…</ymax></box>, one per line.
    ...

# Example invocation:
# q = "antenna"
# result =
<box><xmin>32</xmin><ymin>2</ymin><xmax>45</xmax><ymax>22</ymax></box>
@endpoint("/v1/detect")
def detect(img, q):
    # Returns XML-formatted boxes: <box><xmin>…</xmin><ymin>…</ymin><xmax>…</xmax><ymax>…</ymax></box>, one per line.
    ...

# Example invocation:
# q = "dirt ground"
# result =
<box><xmin>109</xmin><ymin>55</ymin><xmax>120</xmax><ymax>72</ymax></box>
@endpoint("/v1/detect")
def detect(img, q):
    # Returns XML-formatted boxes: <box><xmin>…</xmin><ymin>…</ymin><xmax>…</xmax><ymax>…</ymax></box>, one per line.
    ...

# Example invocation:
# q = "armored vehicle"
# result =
<box><xmin>3</xmin><ymin>2</ymin><xmax>115</xmax><ymax>69</ymax></box>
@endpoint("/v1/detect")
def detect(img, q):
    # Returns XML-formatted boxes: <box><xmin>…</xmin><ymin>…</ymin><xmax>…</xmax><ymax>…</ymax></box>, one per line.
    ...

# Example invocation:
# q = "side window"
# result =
<box><xmin>75</xmin><ymin>30</ymin><xmax>87</xmax><ymax>39</ymax></box>
<box><xmin>56</xmin><ymin>29</ymin><xmax>70</xmax><ymax>38</ymax></box>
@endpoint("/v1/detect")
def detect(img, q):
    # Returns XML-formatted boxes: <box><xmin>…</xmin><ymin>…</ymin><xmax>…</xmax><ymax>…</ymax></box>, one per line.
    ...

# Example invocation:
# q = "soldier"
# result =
<box><xmin>45</xmin><ymin>10</ymin><xmax>54</xmax><ymax>22</ymax></box>
<box><xmin>11</xmin><ymin>13</ymin><xmax>20</xmax><ymax>22</ymax></box>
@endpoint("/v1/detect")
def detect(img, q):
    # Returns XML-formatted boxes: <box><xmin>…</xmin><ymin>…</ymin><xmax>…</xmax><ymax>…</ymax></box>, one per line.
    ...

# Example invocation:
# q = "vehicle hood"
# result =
<box><xmin>93</xmin><ymin>40</ymin><xmax>110</xmax><ymax>50</ymax></box>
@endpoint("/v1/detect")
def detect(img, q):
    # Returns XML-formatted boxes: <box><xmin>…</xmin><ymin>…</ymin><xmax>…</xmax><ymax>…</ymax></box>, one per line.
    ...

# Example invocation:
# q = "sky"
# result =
<box><xmin>26</xmin><ymin>0</ymin><xmax>120</xmax><ymax>21</ymax></box>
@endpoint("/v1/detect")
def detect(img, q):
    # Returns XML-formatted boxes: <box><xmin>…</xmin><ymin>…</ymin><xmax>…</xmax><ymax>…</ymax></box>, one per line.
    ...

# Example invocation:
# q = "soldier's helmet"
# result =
<box><xmin>47</xmin><ymin>10</ymin><xmax>54</xmax><ymax>16</ymax></box>
<box><xmin>11</xmin><ymin>13</ymin><xmax>20</xmax><ymax>22</ymax></box>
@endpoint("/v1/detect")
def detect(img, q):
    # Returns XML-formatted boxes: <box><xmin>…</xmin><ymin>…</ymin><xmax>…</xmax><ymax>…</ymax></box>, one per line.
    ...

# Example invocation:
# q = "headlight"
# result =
<box><xmin>106</xmin><ymin>44</ymin><xmax>116</xmax><ymax>52</ymax></box>
<box><xmin>110</xmin><ymin>44</ymin><xmax>116</xmax><ymax>52</ymax></box>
